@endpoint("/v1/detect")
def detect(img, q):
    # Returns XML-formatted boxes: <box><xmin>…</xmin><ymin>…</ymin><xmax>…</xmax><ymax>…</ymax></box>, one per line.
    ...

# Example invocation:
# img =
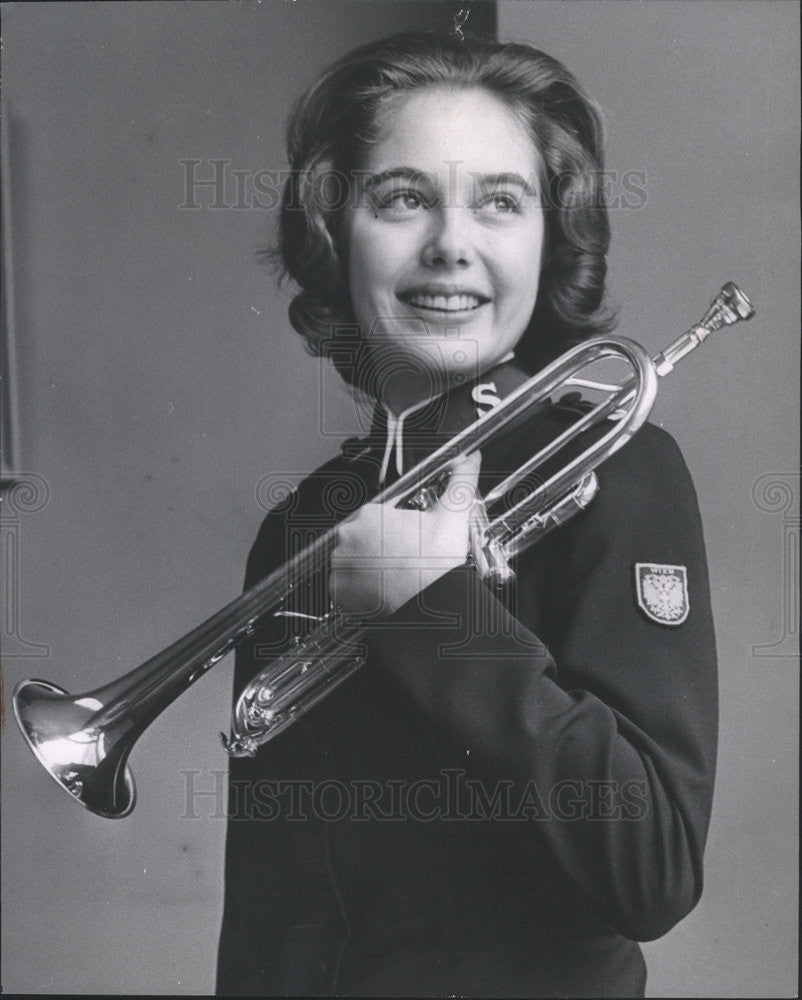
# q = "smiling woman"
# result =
<box><xmin>279</xmin><ymin>32</ymin><xmax>613</xmax><ymax>390</ymax></box>
<box><xmin>345</xmin><ymin>87</ymin><xmax>545</xmax><ymax>409</ymax></box>
<box><xmin>217</xmin><ymin>29</ymin><xmax>718</xmax><ymax>998</ymax></box>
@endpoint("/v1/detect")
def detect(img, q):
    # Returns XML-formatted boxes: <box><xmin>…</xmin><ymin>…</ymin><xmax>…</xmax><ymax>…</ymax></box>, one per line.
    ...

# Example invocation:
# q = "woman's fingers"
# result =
<box><xmin>435</xmin><ymin>451</ymin><xmax>482</xmax><ymax>516</ymax></box>
<box><xmin>330</xmin><ymin>454</ymin><xmax>482</xmax><ymax>615</ymax></box>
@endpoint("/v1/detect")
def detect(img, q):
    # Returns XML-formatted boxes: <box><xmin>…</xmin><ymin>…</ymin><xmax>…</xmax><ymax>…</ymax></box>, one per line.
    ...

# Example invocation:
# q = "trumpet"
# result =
<box><xmin>13</xmin><ymin>283</ymin><xmax>754</xmax><ymax>818</ymax></box>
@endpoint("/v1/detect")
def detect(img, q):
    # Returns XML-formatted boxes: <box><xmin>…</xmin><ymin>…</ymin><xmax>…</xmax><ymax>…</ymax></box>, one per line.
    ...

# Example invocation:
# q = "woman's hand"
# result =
<box><xmin>330</xmin><ymin>452</ymin><xmax>481</xmax><ymax>617</ymax></box>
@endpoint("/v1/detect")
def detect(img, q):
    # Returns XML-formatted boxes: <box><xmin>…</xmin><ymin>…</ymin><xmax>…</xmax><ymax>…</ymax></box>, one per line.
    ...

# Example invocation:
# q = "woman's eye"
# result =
<box><xmin>481</xmin><ymin>192</ymin><xmax>521</xmax><ymax>214</ymax></box>
<box><xmin>375</xmin><ymin>190</ymin><xmax>428</xmax><ymax>213</ymax></box>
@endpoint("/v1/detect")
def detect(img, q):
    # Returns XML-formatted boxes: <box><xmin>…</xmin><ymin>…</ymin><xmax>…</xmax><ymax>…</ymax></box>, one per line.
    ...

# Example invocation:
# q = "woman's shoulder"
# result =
<box><xmin>534</xmin><ymin>407</ymin><xmax>710</xmax><ymax>603</ymax></box>
<box><xmin>548</xmin><ymin>393</ymin><xmax>691</xmax><ymax>481</ymax></box>
<box><xmin>525</xmin><ymin>397</ymin><xmax>702</xmax><ymax>545</ymax></box>
<box><xmin>575</xmin><ymin>416</ymin><xmax>705</xmax><ymax>557</ymax></box>
<box><xmin>607</xmin><ymin>419</ymin><xmax>694</xmax><ymax>498</ymax></box>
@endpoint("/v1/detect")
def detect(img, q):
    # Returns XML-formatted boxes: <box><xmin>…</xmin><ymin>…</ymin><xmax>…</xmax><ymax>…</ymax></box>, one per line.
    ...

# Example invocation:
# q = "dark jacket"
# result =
<box><xmin>216</xmin><ymin>358</ymin><xmax>718</xmax><ymax>998</ymax></box>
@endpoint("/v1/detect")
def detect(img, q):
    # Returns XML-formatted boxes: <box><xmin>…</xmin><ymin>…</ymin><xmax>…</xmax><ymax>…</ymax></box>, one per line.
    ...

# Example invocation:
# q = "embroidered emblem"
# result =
<box><xmin>472</xmin><ymin>382</ymin><xmax>501</xmax><ymax>417</ymax></box>
<box><xmin>635</xmin><ymin>563</ymin><xmax>689</xmax><ymax>625</ymax></box>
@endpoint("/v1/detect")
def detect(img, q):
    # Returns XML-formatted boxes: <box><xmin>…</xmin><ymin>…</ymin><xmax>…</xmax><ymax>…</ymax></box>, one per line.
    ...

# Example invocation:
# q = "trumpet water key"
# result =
<box><xmin>13</xmin><ymin>283</ymin><xmax>754</xmax><ymax>817</ymax></box>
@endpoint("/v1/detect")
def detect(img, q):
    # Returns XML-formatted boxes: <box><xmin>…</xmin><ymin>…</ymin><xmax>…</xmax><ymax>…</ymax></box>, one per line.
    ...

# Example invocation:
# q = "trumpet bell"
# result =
<box><xmin>13</xmin><ymin>679</ymin><xmax>136</xmax><ymax>819</ymax></box>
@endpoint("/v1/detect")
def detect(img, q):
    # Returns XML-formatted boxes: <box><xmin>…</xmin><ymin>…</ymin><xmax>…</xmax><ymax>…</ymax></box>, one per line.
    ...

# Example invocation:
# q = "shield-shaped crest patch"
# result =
<box><xmin>635</xmin><ymin>563</ymin><xmax>689</xmax><ymax>626</ymax></box>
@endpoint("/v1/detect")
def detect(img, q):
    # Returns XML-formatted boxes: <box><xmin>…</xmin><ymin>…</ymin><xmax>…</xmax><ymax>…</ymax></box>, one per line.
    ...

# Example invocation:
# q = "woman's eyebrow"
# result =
<box><xmin>364</xmin><ymin>167</ymin><xmax>434</xmax><ymax>187</ymax></box>
<box><xmin>473</xmin><ymin>172</ymin><xmax>539</xmax><ymax>196</ymax></box>
<box><xmin>364</xmin><ymin>168</ymin><xmax>538</xmax><ymax>197</ymax></box>
<box><xmin>361</xmin><ymin>168</ymin><xmax>539</xmax><ymax>203</ymax></box>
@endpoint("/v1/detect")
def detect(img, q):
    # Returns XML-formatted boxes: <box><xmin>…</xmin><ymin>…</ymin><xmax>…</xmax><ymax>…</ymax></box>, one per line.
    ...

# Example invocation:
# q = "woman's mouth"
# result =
<box><xmin>398</xmin><ymin>290</ymin><xmax>489</xmax><ymax>313</ymax></box>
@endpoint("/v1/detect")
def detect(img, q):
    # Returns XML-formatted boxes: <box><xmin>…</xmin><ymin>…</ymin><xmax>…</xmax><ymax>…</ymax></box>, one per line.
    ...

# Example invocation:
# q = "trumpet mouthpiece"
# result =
<box><xmin>704</xmin><ymin>282</ymin><xmax>755</xmax><ymax>329</ymax></box>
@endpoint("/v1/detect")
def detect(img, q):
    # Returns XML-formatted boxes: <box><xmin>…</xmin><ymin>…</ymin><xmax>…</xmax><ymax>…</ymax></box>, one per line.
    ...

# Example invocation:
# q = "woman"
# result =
<box><xmin>217</xmin><ymin>30</ymin><xmax>717</xmax><ymax>998</ymax></box>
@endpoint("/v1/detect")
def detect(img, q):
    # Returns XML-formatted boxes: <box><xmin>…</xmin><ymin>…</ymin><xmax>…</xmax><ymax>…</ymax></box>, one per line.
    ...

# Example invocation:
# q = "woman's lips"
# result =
<box><xmin>398</xmin><ymin>291</ymin><xmax>488</xmax><ymax>313</ymax></box>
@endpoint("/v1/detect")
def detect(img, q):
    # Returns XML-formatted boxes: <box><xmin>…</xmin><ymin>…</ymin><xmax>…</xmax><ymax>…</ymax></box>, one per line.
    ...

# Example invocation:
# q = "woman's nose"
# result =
<box><xmin>421</xmin><ymin>209</ymin><xmax>473</xmax><ymax>269</ymax></box>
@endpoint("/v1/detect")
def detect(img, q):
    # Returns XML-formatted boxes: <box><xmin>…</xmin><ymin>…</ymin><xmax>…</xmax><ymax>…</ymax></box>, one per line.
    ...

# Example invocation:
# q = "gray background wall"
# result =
<box><xmin>1</xmin><ymin>1</ymin><xmax>798</xmax><ymax>995</ymax></box>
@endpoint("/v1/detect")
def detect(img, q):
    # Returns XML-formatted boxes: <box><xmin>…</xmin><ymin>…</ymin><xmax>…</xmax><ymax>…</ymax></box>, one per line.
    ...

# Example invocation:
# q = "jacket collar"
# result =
<box><xmin>363</xmin><ymin>355</ymin><xmax>534</xmax><ymax>485</ymax></box>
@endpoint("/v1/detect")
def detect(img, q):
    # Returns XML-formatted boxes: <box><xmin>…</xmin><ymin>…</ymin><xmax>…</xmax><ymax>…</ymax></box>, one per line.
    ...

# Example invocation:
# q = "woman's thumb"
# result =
<box><xmin>437</xmin><ymin>451</ymin><xmax>482</xmax><ymax>514</ymax></box>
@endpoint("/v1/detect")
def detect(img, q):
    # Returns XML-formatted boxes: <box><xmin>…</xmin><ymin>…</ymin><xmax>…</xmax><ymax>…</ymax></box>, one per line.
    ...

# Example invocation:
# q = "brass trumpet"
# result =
<box><xmin>13</xmin><ymin>283</ymin><xmax>754</xmax><ymax>818</ymax></box>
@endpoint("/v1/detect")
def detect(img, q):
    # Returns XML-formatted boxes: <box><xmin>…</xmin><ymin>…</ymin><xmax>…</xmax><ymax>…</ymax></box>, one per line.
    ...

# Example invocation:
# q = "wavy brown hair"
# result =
<box><xmin>274</xmin><ymin>30</ymin><xmax>614</xmax><ymax>387</ymax></box>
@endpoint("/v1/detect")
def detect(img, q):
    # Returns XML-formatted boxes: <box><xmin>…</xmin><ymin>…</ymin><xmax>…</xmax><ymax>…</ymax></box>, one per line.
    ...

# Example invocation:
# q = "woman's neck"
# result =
<box><xmin>379</xmin><ymin>370</ymin><xmax>448</xmax><ymax>417</ymax></box>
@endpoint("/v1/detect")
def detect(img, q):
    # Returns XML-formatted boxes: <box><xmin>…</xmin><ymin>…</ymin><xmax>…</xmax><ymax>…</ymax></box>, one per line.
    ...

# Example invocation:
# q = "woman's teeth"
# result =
<box><xmin>405</xmin><ymin>293</ymin><xmax>483</xmax><ymax>311</ymax></box>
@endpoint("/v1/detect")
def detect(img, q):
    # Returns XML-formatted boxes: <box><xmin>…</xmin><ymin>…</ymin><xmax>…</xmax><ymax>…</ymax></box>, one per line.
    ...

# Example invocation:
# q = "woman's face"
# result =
<box><xmin>343</xmin><ymin>85</ymin><xmax>545</xmax><ymax>393</ymax></box>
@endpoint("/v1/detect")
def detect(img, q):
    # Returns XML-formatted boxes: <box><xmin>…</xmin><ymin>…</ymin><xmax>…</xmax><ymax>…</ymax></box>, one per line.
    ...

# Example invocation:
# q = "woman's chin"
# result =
<box><xmin>397</xmin><ymin>341</ymin><xmax>482</xmax><ymax>380</ymax></box>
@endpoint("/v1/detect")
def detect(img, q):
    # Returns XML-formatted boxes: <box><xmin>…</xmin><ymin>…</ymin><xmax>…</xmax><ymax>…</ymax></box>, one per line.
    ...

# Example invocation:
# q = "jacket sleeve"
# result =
<box><xmin>365</xmin><ymin>424</ymin><xmax>718</xmax><ymax>942</ymax></box>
